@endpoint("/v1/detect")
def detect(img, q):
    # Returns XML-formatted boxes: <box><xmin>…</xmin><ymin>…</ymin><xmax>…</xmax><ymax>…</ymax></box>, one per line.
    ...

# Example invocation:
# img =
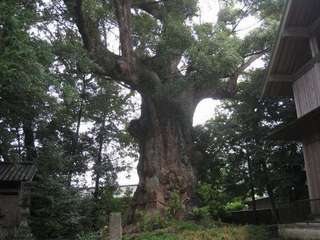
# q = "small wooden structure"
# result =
<box><xmin>263</xmin><ymin>0</ymin><xmax>320</xmax><ymax>215</ymax></box>
<box><xmin>246</xmin><ymin>197</ymin><xmax>273</xmax><ymax>211</ymax></box>
<box><xmin>0</xmin><ymin>162</ymin><xmax>37</xmax><ymax>238</ymax></box>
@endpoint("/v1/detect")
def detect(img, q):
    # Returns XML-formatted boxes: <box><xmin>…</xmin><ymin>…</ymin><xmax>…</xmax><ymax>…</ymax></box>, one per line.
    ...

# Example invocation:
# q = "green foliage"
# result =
<box><xmin>196</xmin><ymin>183</ymin><xmax>227</xmax><ymax>219</ymax></box>
<box><xmin>125</xmin><ymin>222</ymin><xmax>272</xmax><ymax>240</ymax></box>
<box><xmin>82</xmin><ymin>0</ymin><xmax>105</xmax><ymax>21</ymax></box>
<box><xmin>76</xmin><ymin>232</ymin><xmax>99</xmax><ymax>240</ymax></box>
<box><xmin>30</xmin><ymin>177</ymin><xmax>85</xmax><ymax>239</ymax></box>
<box><xmin>125</xmin><ymin>232</ymin><xmax>177</xmax><ymax>240</ymax></box>
<box><xmin>191</xmin><ymin>206</ymin><xmax>211</xmax><ymax>220</ymax></box>
<box><xmin>188</xmin><ymin>23</ymin><xmax>242</xmax><ymax>84</ymax></box>
<box><xmin>1</xmin><ymin>1</ymin><xmax>136</xmax><ymax>239</ymax></box>
<box><xmin>132</xmin><ymin>12</ymin><xmax>160</xmax><ymax>55</ymax></box>
<box><xmin>167</xmin><ymin>191</ymin><xmax>183</xmax><ymax>218</ymax></box>
<box><xmin>159</xmin><ymin>15</ymin><xmax>193</xmax><ymax>55</ymax></box>
<box><xmin>136</xmin><ymin>210</ymin><xmax>169</xmax><ymax>232</ymax></box>
<box><xmin>193</xmin><ymin>70</ymin><xmax>307</xmax><ymax>215</ymax></box>
<box><xmin>171</xmin><ymin>220</ymin><xmax>202</xmax><ymax>232</ymax></box>
<box><xmin>225</xmin><ymin>199</ymin><xmax>245</xmax><ymax>212</ymax></box>
<box><xmin>0</xmin><ymin>0</ymin><xmax>54</xmax><ymax>136</ymax></box>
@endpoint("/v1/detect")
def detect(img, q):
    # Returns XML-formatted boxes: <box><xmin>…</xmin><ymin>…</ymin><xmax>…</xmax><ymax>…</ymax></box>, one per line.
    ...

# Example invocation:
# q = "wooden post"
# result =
<box><xmin>109</xmin><ymin>212</ymin><xmax>122</xmax><ymax>240</ymax></box>
<box><xmin>14</xmin><ymin>182</ymin><xmax>34</xmax><ymax>240</ymax></box>
<box><xmin>303</xmin><ymin>138</ymin><xmax>320</xmax><ymax>216</ymax></box>
<box><xmin>309</xmin><ymin>37</ymin><xmax>319</xmax><ymax>58</ymax></box>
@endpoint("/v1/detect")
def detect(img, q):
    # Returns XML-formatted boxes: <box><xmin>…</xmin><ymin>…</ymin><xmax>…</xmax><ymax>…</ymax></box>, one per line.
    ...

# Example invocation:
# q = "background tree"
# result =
<box><xmin>0</xmin><ymin>0</ymin><xmax>54</xmax><ymax>163</ymax></box>
<box><xmin>193</xmin><ymin>70</ymin><xmax>307</xmax><ymax>220</ymax></box>
<box><xmin>0</xmin><ymin>1</ymin><xmax>136</xmax><ymax>238</ymax></box>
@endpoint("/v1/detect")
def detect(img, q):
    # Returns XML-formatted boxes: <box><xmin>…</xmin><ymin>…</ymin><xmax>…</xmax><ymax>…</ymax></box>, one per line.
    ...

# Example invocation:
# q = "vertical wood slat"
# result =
<box><xmin>293</xmin><ymin>64</ymin><xmax>320</xmax><ymax>117</ymax></box>
<box><xmin>310</xmin><ymin>37</ymin><xmax>320</xmax><ymax>58</ymax></box>
<box><xmin>303</xmin><ymin>138</ymin><xmax>320</xmax><ymax>215</ymax></box>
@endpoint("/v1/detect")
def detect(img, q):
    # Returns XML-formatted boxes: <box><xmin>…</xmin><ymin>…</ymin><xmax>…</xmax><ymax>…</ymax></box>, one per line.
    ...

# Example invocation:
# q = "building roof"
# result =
<box><xmin>263</xmin><ymin>0</ymin><xmax>320</xmax><ymax>96</ymax></box>
<box><xmin>0</xmin><ymin>162</ymin><xmax>37</xmax><ymax>182</ymax></box>
<box><xmin>267</xmin><ymin>105</ymin><xmax>320</xmax><ymax>141</ymax></box>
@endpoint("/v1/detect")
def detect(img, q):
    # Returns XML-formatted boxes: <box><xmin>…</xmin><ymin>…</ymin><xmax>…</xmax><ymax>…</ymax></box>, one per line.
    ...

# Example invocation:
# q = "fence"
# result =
<box><xmin>224</xmin><ymin>198</ymin><xmax>320</xmax><ymax>225</ymax></box>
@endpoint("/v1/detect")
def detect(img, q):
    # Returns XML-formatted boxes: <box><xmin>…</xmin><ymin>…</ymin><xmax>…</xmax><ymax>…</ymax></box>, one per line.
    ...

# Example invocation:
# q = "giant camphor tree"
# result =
<box><xmin>61</xmin><ymin>0</ymin><xmax>282</xmax><ymax>219</ymax></box>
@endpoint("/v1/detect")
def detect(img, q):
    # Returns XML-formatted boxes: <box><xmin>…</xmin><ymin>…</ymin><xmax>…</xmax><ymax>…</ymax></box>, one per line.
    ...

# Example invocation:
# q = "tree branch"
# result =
<box><xmin>132</xmin><ymin>0</ymin><xmax>165</xmax><ymax>20</ymax></box>
<box><xmin>114</xmin><ymin>0</ymin><xmax>136</xmax><ymax>79</ymax></box>
<box><xmin>64</xmin><ymin>0</ymin><xmax>164</xmax><ymax>92</ymax></box>
<box><xmin>227</xmin><ymin>53</ymin><xmax>263</xmax><ymax>95</ymax></box>
<box><xmin>64</xmin><ymin>1</ymin><xmax>118</xmax><ymax>71</ymax></box>
<box><xmin>244</xmin><ymin>48</ymin><xmax>269</xmax><ymax>58</ymax></box>
<box><xmin>194</xmin><ymin>52</ymin><xmax>264</xmax><ymax>104</ymax></box>
<box><xmin>194</xmin><ymin>86</ymin><xmax>232</xmax><ymax>104</ymax></box>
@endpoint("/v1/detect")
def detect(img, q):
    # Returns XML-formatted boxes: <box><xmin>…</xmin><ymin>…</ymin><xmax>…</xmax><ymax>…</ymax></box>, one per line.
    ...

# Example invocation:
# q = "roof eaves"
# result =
<box><xmin>261</xmin><ymin>0</ymin><xmax>293</xmax><ymax>97</ymax></box>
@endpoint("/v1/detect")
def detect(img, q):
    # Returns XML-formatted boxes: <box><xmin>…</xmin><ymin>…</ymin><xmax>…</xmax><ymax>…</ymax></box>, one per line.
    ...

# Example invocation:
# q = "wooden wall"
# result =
<box><xmin>302</xmin><ymin>136</ymin><xmax>320</xmax><ymax>215</ymax></box>
<box><xmin>293</xmin><ymin>63</ymin><xmax>320</xmax><ymax>117</ymax></box>
<box><xmin>0</xmin><ymin>194</ymin><xmax>20</xmax><ymax>227</ymax></box>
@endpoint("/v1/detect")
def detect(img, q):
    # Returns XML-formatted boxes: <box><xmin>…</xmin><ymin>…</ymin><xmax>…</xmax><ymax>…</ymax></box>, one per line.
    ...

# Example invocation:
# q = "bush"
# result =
<box><xmin>136</xmin><ymin>210</ymin><xmax>169</xmax><ymax>232</ymax></box>
<box><xmin>124</xmin><ymin>224</ymin><xmax>272</xmax><ymax>240</ymax></box>
<box><xmin>76</xmin><ymin>232</ymin><xmax>99</xmax><ymax>240</ymax></box>
<box><xmin>124</xmin><ymin>232</ymin><xmax>177</xmax><ymax>240</ymax></box>
<box><xmin>171</xmin><ymin>220</ymin><xmax>202</xmax><ymax>231</ymax></box>
<box><xmin>225</xmin><ymin>199</ymin><xmax>245</xmax><ymax>212</ymax></box>
<box><xmin>167</xmin><ymin>191</ymin><xmax>183</xmax><ymax>218</ymax></box>
<box><xmin>190</xmin><ymin>206</ymin><xmax>210</xmax><ymax>220</ymax></box>
<box><xmin>196</xmin><ymin>183</ymin><xmax>227</xmax><ymax>219</ymax></box>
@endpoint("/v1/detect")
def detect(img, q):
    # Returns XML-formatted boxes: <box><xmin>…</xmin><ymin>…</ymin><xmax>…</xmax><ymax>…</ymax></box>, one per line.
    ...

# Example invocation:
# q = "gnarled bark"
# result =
<box><xmin>128</xmin><ymin>94</ymin><xmax>197</xmax><ymax>220</ymax></box>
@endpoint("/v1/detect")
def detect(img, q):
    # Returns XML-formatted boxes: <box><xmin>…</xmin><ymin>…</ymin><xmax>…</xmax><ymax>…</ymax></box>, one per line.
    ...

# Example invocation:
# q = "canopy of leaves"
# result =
<box><xmin>193</xmin><ymin>70</ymin><xmax>307</xmax><ymax>215</ymax></box>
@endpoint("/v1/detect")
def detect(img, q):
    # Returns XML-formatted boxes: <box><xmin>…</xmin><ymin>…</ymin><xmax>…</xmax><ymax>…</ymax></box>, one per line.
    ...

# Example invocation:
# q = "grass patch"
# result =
<box><xmin>124</xmin><ymin>233</ymin><xmax>178</xmax><ymax>240</ymax></box>
<box><xmin>125</xmin><ymin>221</ymin><xmax>272</xmax><ymax>240</ymax></box>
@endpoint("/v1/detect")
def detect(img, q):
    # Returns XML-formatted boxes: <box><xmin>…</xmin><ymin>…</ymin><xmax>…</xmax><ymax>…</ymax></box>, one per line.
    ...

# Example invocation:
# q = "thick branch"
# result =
<box><xmin>132</xmin><ymin>0</ymin><xmax>164</xmax><ymax>20</ymax></box>
<box><xmin>64</xmin><ymin>0</ymin><xmax>163</xmax><ymax>92</ymax></box>
<box><xmin>227</xmin><ymin>53</ymin><xmax>263</xmax><ymax>95</ymax></box>
<box><xmin>194</xmin><ymin>86</ymin><xmax>232</xmax><ymax>104</ymax></box>
<box><xmin>64</xmin><ymin>0</ymin><xmax>119</xmax><ymax>75</ymax></box>
<box><xmin>114</xmin><ymin>0</ymin><xmax>136</xmax><ymax>79</ymax></box>
<box><xmin>64</xmin><ymin>0</ymin><xmax>143</xmax><ymax>89</ymax></box>
<box><xmin>194</xmin><ymin>52</ymin><xmax>264</xmax><ymax>104</ymax></box>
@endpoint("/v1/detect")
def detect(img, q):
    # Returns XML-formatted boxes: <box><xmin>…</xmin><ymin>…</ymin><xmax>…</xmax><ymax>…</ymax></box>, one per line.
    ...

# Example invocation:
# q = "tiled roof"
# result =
<box><xmin>0</xmin><ymin>162</ymin><xmax>37</xmax><ymax>182</ymax></box>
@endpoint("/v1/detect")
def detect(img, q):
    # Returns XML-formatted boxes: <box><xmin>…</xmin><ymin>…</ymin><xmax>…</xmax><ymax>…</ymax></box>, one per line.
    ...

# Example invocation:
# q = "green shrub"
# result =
<box><xmin>191</xmin><ymin>206</ymin><xmax>211</xmax><ymax>220</ymax></box>
<box><xmin>196</xmin><ymin>183</ymin><xmax>227</xmax><ymax>219</ymax></box>
<box><xmin>167</xmin><ymin>191</ymin><xmax>183</xmax><ymax>218</ymax></box>
<box><xmin>225</xmin><ymin>199</ymin><xmax>245</xmax><ymax>212</ymax></box>
<box><xmin>76</xmin><ymin>232</ymin><xmax>99</xmax><ymax>240</ymax></box>
<box><xmin>124</xmin><ymin>224</ymin><xmax>272</xmax><ymax>240</ymax></box>
<box><xmin>137</xmin><ymin>210</ymin><xmax>169</xmax><ymax>232</ymax></box>
<box><xmin>171</xmin><ymin>220</ymin><xmax>202</xmax><ymax>231</ymax></box>
<box><xmin>124</xmin><ymin>232</ymin><xmax>178</xmax><ymax>240</ymax></box>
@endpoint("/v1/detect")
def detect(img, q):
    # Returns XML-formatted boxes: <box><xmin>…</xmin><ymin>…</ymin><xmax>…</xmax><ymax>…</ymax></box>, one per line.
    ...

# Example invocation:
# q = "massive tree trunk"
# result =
<box><xmin>63</xmin><ymin>0</ymin><xmax>256</xmax><ymax>221</ymax></box>
<box><xmin>128</xmin><ymin>93</ymin><xmax>197</xmax><ymax>219</ymax></box>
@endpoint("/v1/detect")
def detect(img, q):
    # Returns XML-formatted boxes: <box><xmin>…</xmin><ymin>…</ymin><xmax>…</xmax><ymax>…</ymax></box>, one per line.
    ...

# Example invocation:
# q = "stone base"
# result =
<box><xmin>279</xmin><ymin>222</ymin><xmax>320</xmax><ymax>239</ymax></box>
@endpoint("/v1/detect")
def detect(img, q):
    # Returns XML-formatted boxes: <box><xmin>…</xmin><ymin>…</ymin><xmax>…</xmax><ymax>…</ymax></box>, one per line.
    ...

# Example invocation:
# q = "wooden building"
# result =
<box><xmin>263</xmin><ymin>0</ymin><xmax>320</xmax><ymax>215</ymax></box>
<box><xmin>0</xmin><ymin>162</ymin><xmax>37</xmax><ymax>239</ymax></box>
